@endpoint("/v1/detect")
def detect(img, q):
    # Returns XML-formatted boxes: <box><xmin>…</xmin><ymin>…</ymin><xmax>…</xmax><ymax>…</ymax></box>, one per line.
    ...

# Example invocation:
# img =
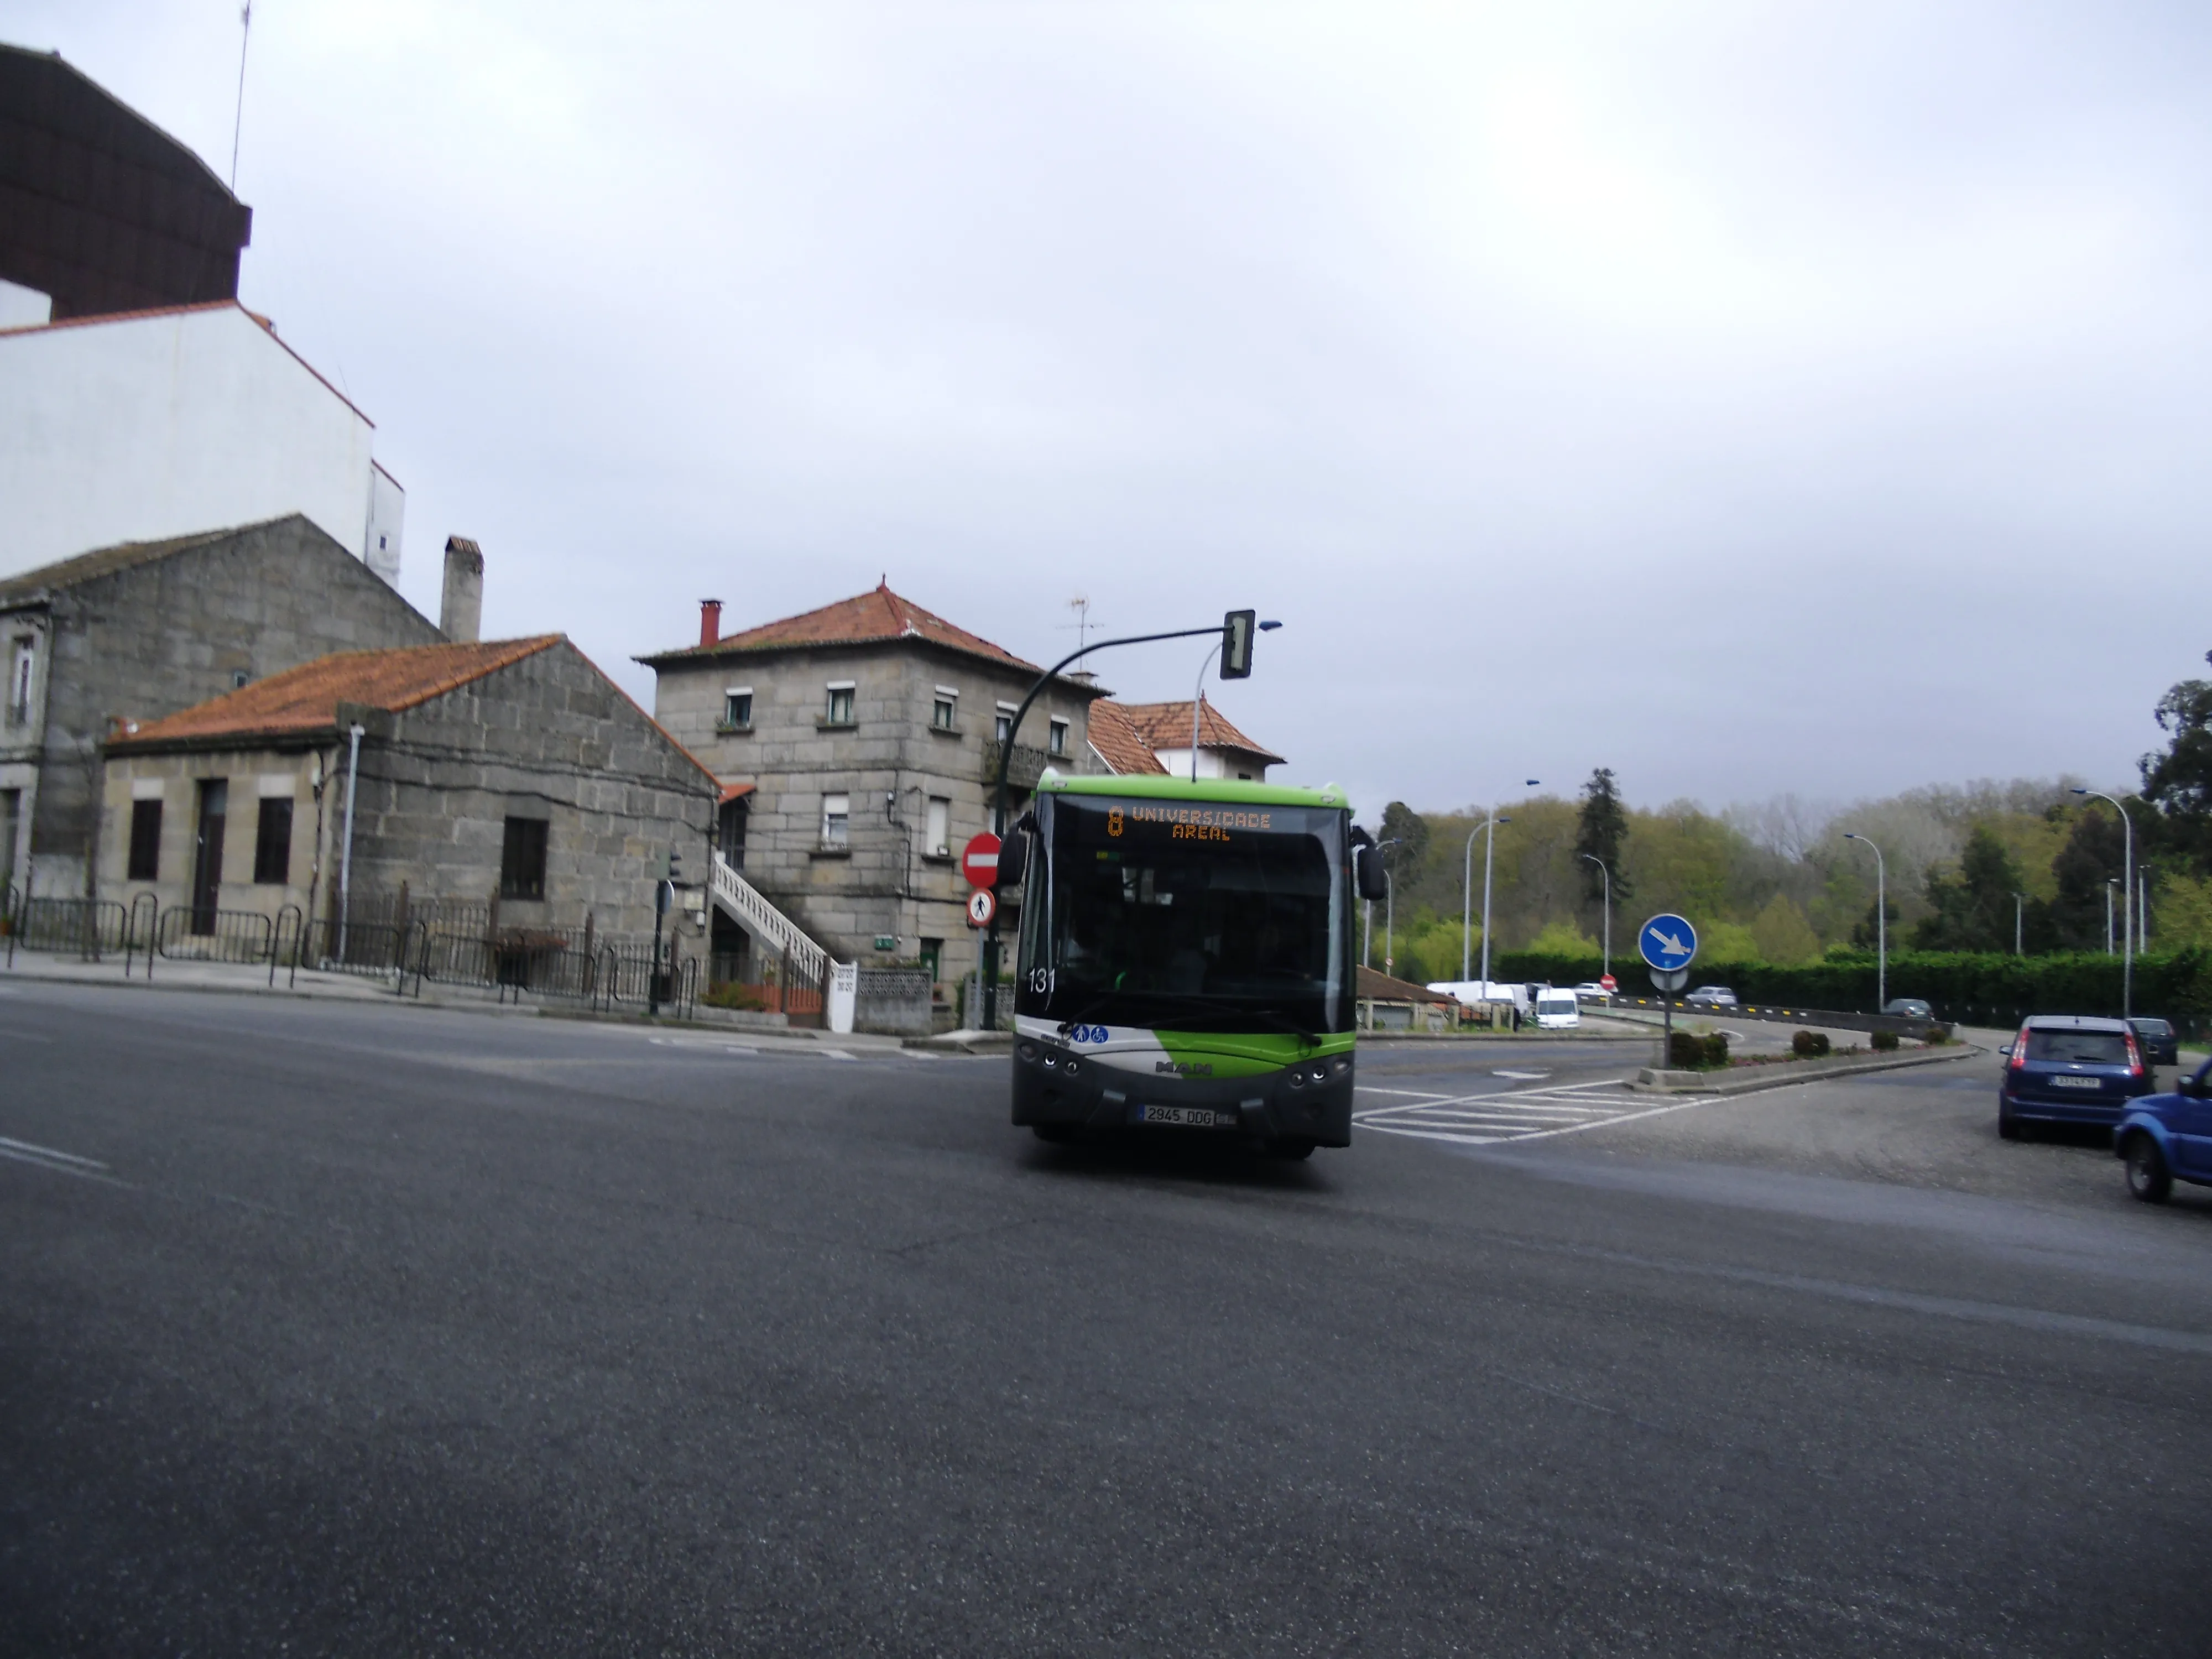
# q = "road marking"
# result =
<box><xmin>0</xmin><ymin>1134</ymin><xmax>123</xmax><ymax>1183</ymax></box>
<box><xmin>1356</xmin><ymin>1078</ymin><xmax>1717</xmax><ymax>1146</ymax></box>
<box><xmin>1492</xmin><ymin>1068</ymin><xmax>1550</xmax><ymax>1080</ymax></box>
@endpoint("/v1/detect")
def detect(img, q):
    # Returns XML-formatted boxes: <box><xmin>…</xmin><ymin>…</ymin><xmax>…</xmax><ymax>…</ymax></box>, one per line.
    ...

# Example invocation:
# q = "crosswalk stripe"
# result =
<box><xmin>1353</xmin><ymin>1076</ymin><xmax>1718</xmax><ymax>1147</ymax></box>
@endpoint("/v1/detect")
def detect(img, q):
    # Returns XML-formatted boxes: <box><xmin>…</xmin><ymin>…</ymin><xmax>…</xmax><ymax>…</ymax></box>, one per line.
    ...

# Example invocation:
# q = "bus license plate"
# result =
<box><xmin>1140</xmin><ymin>1104</ymin><xmax>1228</xmax><ymax>1128</ymax></box>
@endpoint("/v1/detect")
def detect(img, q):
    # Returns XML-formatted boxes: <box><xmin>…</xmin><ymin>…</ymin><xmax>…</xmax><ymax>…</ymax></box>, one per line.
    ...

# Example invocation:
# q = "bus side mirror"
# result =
<box><xmin>1349</xmin><ymin>830</ymin><xmax>1389</xmax><ymax>903</ymax></box>
<box><xmin>998</xmin><ymin>813</ymin><xmax>1035</xmax><ymax>888</ymax></box>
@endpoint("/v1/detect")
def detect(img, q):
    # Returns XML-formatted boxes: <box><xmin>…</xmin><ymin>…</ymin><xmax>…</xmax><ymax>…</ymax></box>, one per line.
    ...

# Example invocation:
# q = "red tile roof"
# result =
<box><xmin>642</xmin><ymin>581</ymin><xmax>1046</xmax><ymax>675</ymax></box>
<box><xmin>111</xmin><ymin>637</ymin><xmax>563</xmax><ymax>746</ymax></box>
<box><xmin>1083</xmin><ymin>699</ymin><xmax>1169</xmax><ymax>775</ymax></box>
<box><xmin>1113</xmin><ymin>698</ymin><xmax>1285</xmax><ymax>765</ymax></box>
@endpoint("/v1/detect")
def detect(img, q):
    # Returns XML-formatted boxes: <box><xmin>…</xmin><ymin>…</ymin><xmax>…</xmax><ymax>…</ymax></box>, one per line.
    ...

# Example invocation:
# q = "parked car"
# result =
<box><xmin>2115</xmin><ymin>1058</ymin><xmax>2212</xmax><ymax>1202</ymax></box>
<box><xmin>1996</xmin><ymin>1015</ymin><xmax>2154</xmax><ymax>1140</ymax></box>
<box><xmin>1572</xmin><ymin>982</ymin><xmax>1613</xmax><ymax>1003</ymax></box>
<box><xmin>1684</xmin><ymin>985</ymin><xmax>1738</xmax><ymax>1008</ymax></box>
<box><xmin>2128</xmin><ymin>1017</ymin><xmax>2179</xmax><ymax>1068</ymax></box>
<box><xmin>1882</xmin><ymin>998</ymin><xmax>1934</xmax><ymax>1020</ymax></box>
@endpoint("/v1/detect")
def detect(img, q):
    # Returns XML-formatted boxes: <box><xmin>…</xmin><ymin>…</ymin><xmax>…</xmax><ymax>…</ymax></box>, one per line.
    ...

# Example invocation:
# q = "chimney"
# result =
<box><xmin>699</xmin><ymin>598</ymin><xmax>723</xmax><ymax>648</ymax></box>
<box><xmin>440</xmin><ymin>536</ymin><xmax>484</xmax><ymax>643</ymax></box>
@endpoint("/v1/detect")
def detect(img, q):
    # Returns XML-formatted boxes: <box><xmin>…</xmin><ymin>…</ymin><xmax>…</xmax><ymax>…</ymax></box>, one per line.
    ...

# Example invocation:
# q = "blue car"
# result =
<box><xmin>1996</xmin><ymin>1015</ymin><xmax>2154</xmax><ymax>1140</ymax></box>
<box><xmin>2116</xmin><ymin>1058</ymin><xmax>2212</xmax><ymax>1203</ymax></box>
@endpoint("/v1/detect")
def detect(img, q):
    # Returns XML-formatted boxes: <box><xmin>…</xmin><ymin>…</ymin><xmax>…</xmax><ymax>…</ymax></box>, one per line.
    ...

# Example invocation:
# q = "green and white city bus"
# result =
<box><xmin>1004</xmin><ymin>771</ymin><xmax>1389</xmax><ymax>1159</ymax></box>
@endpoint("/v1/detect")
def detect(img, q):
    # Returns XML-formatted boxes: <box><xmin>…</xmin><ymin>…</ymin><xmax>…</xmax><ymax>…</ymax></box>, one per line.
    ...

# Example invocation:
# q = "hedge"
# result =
<box><xmin>1489</xmin><ymin>946</ymin><xmax>2212</xmax><ymax>1036</ymax></box>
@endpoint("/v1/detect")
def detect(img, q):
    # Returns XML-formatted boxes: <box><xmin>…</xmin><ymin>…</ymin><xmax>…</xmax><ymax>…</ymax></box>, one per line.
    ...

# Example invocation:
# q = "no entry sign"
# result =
<box><xmin>962</xmin><ymin>832</ymin><xmax>1001</xmax><ymax>889</ymax></box>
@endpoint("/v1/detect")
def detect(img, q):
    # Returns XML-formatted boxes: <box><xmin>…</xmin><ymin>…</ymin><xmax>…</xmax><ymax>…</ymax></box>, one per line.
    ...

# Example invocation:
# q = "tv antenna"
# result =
<box><xmin>229</xmin><ymin>4</ymin><xmax>253</xmax><ymax>192</ymax></box>
<box><xmin>1058</xmin><ymin>596</ymin><xmax>1096</xmax><ymax>670</ymax></box>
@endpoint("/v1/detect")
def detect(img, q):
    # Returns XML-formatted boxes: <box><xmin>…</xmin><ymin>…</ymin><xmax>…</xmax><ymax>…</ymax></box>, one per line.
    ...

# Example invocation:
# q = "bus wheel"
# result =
<box><xmin>1032</xmin><ymin>1124</ymin><xmax>1080</xmax><ymax>1145</ymax></box>
<box><xmin>1267</xmin><ymin>1138</ymin><xmax>1317</xmax><ymax>1161</ymax></box>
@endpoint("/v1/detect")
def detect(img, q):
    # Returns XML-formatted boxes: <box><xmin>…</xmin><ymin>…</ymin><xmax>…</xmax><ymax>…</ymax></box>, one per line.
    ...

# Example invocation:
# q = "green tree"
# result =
<box><xmin>2141</xmin><ymin>656</ymin><xmax>2212</xmax><ymax>874</ymax></box>
<box><xmin>2050</xmin><ymin>805</ymin><xmax>2128</xmax><ymax>951</ymax></box>
<box><xmin>1913</xmin><ymin>825</ymin><xmax>2028</xmax><ymax>952</ymax></box>
<box><xmin>1574</xmin><ymin>768</ymin><xmax>1632</xmax><ymax>905</ymax></box>
<box><xmin>1378</xmin><ymin>801</ymin><xmax>1429</xmax><ymax>874</ymax></box>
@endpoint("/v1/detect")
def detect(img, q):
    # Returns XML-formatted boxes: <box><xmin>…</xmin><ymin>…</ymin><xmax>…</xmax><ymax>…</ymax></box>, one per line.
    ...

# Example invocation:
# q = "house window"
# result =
<box><xmin>252</xmin><ymin>797</ymin><xmax>293</xmax><ymax>884</ymax></box>
<box><xmin>7</xmin><ymin>637</ymin><xmax>32</xmax><ymax>728</ymax></box>
<box><xmin>1048</xmin><ymin>717</ymin><xmax>1068</xmax><ymax>757</ymax></box>
<box><xmin>825</xmin><ymin>682</ymin><xmax>855</xmax><ymax>724</ymax></box>
<box><xmin>500</xmin><ymin>815</ymin><xmax>549</xmax><ymax>900</ymax></box>
<box><xmin>722</xmin><ymin>687</ymin><xmax>752</xmax><ymax>728</ymax></box>
<box><xmin>127</xmin><ymin>799</ymin><xmax>162</xmax><ymax>882</ymax></box>
<box><xmin>932</xmin><ymin>687</ymin><xmax>958</xmax><ymax>730</ymax></box>
<box><xmin>821</xmin><ymin>793</ymin><xmax>850</xmax><ymax>847</ymax></box>
<box><xmin>995</xmin><ymin>703</ymin><xmax>1015</xmax><ymax>743</ymax></box>
<box><xmin>232</xmin><ymin>670</ymin><xmax>252</xmax><ymax>690</ymax></box>
<box><xmin>926</xmin><ymin>796</ymin><xmax>950</xmax><ymax>857</ymax></box>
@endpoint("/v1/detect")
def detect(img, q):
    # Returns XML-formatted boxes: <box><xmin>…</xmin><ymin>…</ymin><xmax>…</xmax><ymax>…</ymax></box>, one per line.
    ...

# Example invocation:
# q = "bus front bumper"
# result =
<box><xmin>1011</xmin><ymin>1043</ymin><xmax>1353</xmax><ymax>1147</ymax></box>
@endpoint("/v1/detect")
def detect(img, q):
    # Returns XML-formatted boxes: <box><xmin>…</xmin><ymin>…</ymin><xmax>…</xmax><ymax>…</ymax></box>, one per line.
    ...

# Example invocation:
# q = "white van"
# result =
<box><xmin>1533</xmin><ymin>988</ymin><xmax>1581</xmax><ymax>1030</ymax></box>
<box><xmin>1426</xmin><ymin>980</ymin><xmax>1531</xmax><ymax>1018</ymax></box>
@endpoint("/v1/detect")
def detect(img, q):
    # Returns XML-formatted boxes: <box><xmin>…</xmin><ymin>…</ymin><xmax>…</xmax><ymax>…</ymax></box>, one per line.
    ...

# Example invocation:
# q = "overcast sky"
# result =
<box><xmin>16</xmin><ymin>1</ymin><xmax>2212</xmax><ymax>815</ymax></box>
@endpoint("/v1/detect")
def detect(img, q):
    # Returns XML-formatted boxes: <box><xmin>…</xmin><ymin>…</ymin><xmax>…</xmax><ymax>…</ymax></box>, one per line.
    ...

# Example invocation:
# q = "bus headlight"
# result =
<box><xmin>1328</xmin><ymin>1056</ymin><xmax>1352</xmax><ymax>1078</ymax></box>
<box><xmin>1018</xmin><ymin>1041</ymin><xmax>1039</xmax><ymax>1062</ymax></box>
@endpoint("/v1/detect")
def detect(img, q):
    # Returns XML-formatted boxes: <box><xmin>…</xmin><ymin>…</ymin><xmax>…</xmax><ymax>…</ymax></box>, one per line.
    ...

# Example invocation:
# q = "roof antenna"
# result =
<box><xmin>229</xmin><ymin>3</ymin><xmax>252</xmax><ymax>192</ymax></box>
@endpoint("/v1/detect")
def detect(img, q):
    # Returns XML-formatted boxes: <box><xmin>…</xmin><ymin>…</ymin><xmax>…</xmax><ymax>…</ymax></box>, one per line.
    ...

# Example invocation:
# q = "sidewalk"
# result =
<box><xmin>0</xmin><ymin>946</ymin><xmax>905</xmax><ymax>1049</ymax></box>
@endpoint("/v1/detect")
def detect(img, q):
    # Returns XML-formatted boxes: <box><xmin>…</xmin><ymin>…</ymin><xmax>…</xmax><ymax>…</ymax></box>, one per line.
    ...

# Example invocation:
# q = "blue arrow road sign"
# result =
<box><xmin>1639</xmin><ymin>913</ymin><xmax>1698</xmax><ymax>971</ymax></box>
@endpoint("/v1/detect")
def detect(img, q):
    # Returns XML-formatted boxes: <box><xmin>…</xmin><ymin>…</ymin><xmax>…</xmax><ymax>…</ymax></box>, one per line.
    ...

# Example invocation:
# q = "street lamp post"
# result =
<box><xmin>2105</xmin><ymin>880</ymin><xmax>2117</xmax><ymax>956</ymax></box>
<box><xmin>2073</xmin><ymin>789</ymin><xmax>2133</xmax><ymax>1019</ymax></box>
<box><xmin>1580</xmin><ymin>853</ymin><xmax>1612</xmax><ymax>979</ymax></box>
<box><xmin>1461</xmin><ymin>816</ymin><xmax>1512</xmax><ymax>982</ymax></box>
<box><xmin>1364</xmin><ymin>836</ymin><xmax>1401</xmax><ymax>972</ymax></box>
<box><xmin>1188</xmin><ymin>642</ymin><xmax>1220</xmax><ymax>783</ymax></box>
<box><xmin>1475</xmin><ymin>781</ymin><xmax>1540</xmax><ymax>1004</ymax></box>
<box><xmin>1384</xmin><ymin>869</ymin><xmax>1395</xmax><ymax>975</ymax></box>
<box><xmin>2012</xmin><ymin>891</ymin><xmax>2026</xmax><ymax>956</ymax></box>
<box><xmin>1843</xmin><ymin>831</ymin><xmax>1886</xmax><ymax>1010</ymax></box>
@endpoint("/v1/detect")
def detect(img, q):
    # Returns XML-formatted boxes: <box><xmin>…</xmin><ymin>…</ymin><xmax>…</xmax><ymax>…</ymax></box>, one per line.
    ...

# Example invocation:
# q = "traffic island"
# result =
<box><xmin>1629</xmin><ymin>1042</ymin><xmax>1984</xmax><ymax>1095</ymax></box>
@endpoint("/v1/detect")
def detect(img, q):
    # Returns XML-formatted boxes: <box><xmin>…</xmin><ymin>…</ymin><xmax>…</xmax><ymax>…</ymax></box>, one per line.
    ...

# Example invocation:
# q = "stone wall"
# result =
<box><xmin>653</xmin><ymin>639</ymin><xmax>1101</xmax><ymax>979</ymax></box>
<box><xmin>343</xmin><ymin>640</ymin><xmax>717</xmax><ymax>945</ymax></box>
<box><xmin>8</xmin><ymin>515</ymin><xmax>442</xmax><ymax>899</ymax></box>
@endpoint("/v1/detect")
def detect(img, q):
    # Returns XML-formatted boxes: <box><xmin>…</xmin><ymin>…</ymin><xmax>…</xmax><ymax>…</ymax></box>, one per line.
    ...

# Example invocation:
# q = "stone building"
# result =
<box><xmin>99</xmin><ymin>635</ymin><xmax>717</xmax><ymax>947</ymax></box>
<box><xmin>1</xmin><ymin>515</ymin><xmax>449</xmax><ymax>904</ymax></box>
<box><xmin>640</xmin><ymin>583</ymin><xmax>1107</xmax><ymax>985</ymax></box>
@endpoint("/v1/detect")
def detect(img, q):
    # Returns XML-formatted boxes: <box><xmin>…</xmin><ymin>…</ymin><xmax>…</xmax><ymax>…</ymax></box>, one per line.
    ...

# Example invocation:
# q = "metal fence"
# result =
<box><xmin>156</xmin><ymin>905</ymin><xmax>274</xmax><ymax>965</ymax></box>
<box><xmin>702</xmin><ymin>950</ymin><xmax>824</xmax><ymax>1022</ymax></box>
<box><xmin>4</xmin><ymin>896</ymin><xmax>128</xmax><ymax>963</ymax></box>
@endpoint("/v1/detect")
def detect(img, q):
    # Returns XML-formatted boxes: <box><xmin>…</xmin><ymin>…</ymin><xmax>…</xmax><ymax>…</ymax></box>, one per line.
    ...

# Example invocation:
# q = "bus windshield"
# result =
<box><xmin>1019</xmin><ymin>792</ymin><xmax>1349</xmax><ymax>1034</ymax></box>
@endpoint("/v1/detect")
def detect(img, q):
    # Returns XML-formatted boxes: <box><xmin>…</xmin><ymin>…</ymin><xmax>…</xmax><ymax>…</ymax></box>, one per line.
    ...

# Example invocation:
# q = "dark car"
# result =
<box><xmin>1882</xmin><ymin>998</ymin><xmax>1934</xmax><ymax>1020</ymax></box>
<box><xmin>1996</xmin><ymin>1015</ymin><xmax>2154</xmax><ymax>1140</ymax></box>
<box><xmin>2115</xmin><ymin>1057</ymin><xmax>2212</xmax><ymax>1202</ymax></box>
<box><xmin>2128</xmin><ymin>1017</ymin><xmax>2179</xmax><ymax>1068</ymax></box>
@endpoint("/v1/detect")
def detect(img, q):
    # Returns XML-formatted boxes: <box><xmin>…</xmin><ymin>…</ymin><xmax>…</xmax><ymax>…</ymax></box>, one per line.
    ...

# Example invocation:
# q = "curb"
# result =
<box><xmin>1625</xmin><ymin>1043</ymin><xmax>1985</xmax><ymax>1097</ymax></box>
<box><xmin>904</xmin><ymin>1031</ymin><xmax>1012</xmax><ymax>1053</ymax></box>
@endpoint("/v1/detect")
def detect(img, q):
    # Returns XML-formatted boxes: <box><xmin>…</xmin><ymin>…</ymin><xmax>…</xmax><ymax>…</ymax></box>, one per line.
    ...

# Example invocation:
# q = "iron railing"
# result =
<box><xmin>156</xmin><ymin>905</ymin><xmax>274</xmax><ymax>966</ymax></box>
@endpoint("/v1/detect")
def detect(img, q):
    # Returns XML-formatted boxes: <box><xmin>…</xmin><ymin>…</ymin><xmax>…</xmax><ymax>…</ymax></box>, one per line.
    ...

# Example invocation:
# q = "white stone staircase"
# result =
<box><xmin>707</xmin><ymin>850</ymin><xmax>827</xmax><ymax>981</ymax></box>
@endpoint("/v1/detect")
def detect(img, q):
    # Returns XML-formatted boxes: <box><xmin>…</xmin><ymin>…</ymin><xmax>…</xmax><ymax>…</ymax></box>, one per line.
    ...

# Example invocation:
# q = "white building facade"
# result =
<box><xmin>0</xmin><ymin>300</ymin><xmax>404</xmax><ymax>584</ymax></box>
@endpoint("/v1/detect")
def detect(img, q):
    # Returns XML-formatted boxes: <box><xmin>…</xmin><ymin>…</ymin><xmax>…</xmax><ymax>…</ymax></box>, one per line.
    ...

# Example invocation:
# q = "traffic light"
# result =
<box><xmin>1220</xmin><ymin>609</ymin><xmax>1255</xmax><ymax>679</ymax></box>
<box><xmin>667</xmin><ymin>846</ymin><xmax>683</xmax><ymax>885</ymax></box>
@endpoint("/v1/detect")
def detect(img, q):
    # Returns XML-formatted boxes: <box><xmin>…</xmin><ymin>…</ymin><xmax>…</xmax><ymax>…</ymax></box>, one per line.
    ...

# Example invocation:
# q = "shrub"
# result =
<box><xmin>703</xmin><ymin>980</ymin><xmax>769</xmax><ymax>1012</ymax></box>
<box><xmin>1870</xmin><ymin>1029</ymin><xmax>1900</xmax><ymax>1052</ymax></box>
<box><xmin>1669</xmin><ymin>1030</ymin><xmax>1731</xmax><ymax>1070</ymax></box>
<box><xmin>1791</xmin><ymin>1029</ymin><xmax>1830</xmax><ymax>1059</ymax></box>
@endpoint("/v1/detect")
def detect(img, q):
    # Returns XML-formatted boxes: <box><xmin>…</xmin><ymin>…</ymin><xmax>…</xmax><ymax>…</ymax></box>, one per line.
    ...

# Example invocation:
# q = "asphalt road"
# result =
<box><xmin>3</xmin><ymin>984</ymin><xmax>2209</xmax><ymax>1656</ymax></box>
